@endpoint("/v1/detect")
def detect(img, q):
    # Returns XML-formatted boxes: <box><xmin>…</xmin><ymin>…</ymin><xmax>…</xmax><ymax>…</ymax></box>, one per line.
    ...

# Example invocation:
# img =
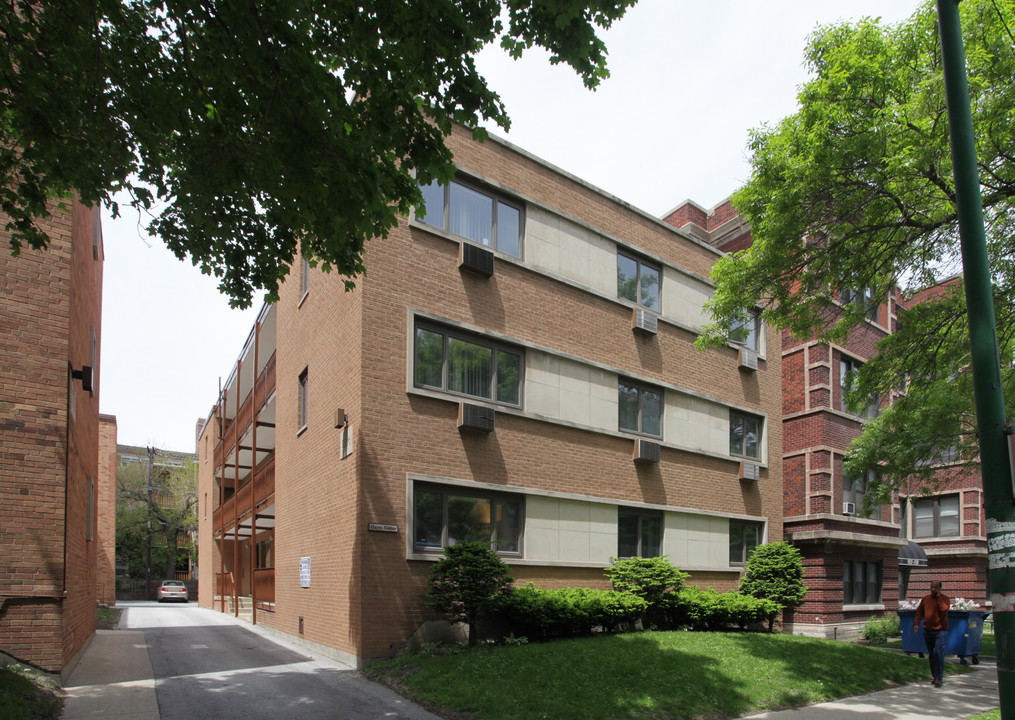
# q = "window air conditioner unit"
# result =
<box><xmin>458</xmin><ymin>402</ymin><xmax>495</xmax><ymax>433</ymax></box>
<box><xmin>633</xmin><ymin>438</ymin><xmax>661</xmax><ymax>464</ymax></box>
<box><xmin>632</xmin><ymin>307</ymin><xmax>659</xmax><ymax>335</ymax></box>
<box><xmin>739</xmin><ymin>461</ymin><xmax>760</xmax><ymax>482</ymax></box>
<box><xmin>739</xmin><ymin>347</ymin><xmax>758</xmax><ymax>371</ymax></box>
<box><xmin>459</xmin><ymin>243</ymin><xmax>495</xmax><ymax>277</ymax></box>
<box><xmin>842</xmin><ymin>501</ymin><xmax>856</xmax><ymax>516</ymax></box>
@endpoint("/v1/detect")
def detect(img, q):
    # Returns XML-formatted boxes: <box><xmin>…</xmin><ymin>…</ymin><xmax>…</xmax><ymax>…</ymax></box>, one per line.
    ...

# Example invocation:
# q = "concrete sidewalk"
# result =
<box><xmin>62</xmin><ymin>615</ymin><xmax>1001</xmax><ymax>720</ymax></box>
<box><xmin>62</xmin><ymin>629</ymin><xmax>159</xmax><ymax>720</ymax></box>
<box><xmin>741</xmin><ymin>659</ymin><xmax>999</xmax><ymax>719</ymax></box>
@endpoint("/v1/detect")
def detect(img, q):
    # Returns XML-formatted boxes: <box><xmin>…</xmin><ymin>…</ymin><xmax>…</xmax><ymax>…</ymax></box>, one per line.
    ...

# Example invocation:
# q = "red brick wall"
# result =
<box><xmin>0</xmin><ymin>199</ymin><xmax>103</xmax><ymax>674</ymax></box>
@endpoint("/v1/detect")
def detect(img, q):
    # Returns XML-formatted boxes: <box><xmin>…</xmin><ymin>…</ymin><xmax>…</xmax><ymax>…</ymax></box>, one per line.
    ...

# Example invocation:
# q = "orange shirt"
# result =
<box><xmin>915</xmin><ymin>593</ymin><xmax>951</xmax><ymax>631</ymax></box>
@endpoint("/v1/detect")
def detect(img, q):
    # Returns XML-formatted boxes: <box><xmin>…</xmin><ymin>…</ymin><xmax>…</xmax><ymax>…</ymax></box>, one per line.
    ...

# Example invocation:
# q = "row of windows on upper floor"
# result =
<box><xmin>843</xmin><ymin>470</ymin><xmax>963</xmax><ymax>540</ymax></box>
<box><xmin>294</xmin><ymin>318</ymin><xmax>764</xmax><ymax>461</ymax></box>
<box><xmin>418</xmin><ymin>175</ymin><xmax>765</xmax><ymax>351</ymax></box>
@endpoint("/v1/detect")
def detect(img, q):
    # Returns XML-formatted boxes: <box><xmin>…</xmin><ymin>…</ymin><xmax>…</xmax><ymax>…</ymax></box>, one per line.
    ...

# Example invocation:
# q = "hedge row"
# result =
<box><xmin>489</xmin><ymin>583</ymin><xmax>779</xmax><ymax>640</ymax></box>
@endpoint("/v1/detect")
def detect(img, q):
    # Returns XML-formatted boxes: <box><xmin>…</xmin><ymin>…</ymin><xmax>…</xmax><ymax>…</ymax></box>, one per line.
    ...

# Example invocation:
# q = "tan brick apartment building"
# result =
<box><xmin>0</xmin><ymin>200</ymin><xmax>105</xmax><ymax>677</ymax></box>
<box><xmin>197</xmin><ymin>128</ymin><xmax>784</xmax><ymax>667</ymax></box>
<box><xmin>666</xmin><ymin>200</ymin><xmax>987</xmax><ymax>637</ymax></box>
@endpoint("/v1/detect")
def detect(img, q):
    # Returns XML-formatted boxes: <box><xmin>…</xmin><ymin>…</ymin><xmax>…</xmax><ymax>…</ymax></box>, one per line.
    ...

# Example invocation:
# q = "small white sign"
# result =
<box><xmin>368</xmin><ymin>523</ymin><xmax>399</xmax><ymax>533</ymax></box>
<box><xmin>299</xmin><ymin>556</ymin><xmax>311</xmax><ymax>588</ymax></box>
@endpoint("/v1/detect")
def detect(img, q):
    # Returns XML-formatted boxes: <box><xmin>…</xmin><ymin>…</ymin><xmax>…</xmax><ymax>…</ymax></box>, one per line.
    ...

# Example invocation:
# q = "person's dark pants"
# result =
<box><xmin>924</xmin><ymin>627</ymin><xmax>947</xmax><ymax>681</ymax></box>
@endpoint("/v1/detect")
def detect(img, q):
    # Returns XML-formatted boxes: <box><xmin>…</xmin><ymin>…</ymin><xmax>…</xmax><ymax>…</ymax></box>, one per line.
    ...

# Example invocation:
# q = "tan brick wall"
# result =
<box><xmin>203</xmin><ymin>130</ymin><xmax>784</xmax><ymax>665</ymax></box>
<box><xmin>97</xmin><ymin>415</ymin><xmax>118</xmax><ymax>605</ymax></box>
<box><xmin>0</xmin><ymin>199</ymin><xmax>103</xmax><ymax>674</ymax></box>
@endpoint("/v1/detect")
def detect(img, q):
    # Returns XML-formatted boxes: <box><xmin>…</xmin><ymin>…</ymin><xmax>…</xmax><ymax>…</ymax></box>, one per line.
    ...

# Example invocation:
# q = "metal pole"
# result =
<box><xmin>935</xmin><ymin>1</ymin><xmax>1015</xmax><ymax>714</ymax></box>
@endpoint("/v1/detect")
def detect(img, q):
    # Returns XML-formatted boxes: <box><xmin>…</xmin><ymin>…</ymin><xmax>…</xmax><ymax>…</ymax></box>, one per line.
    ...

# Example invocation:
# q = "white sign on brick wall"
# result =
<box><xmin>299</xmin><ymin>556</ymin><xmax>311</xmax><ymax>588</ymax></box>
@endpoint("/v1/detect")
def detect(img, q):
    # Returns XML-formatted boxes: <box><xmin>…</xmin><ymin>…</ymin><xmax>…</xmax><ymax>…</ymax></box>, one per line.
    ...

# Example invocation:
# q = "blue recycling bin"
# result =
<box><xmin>897</xmin><ymin>610</ymin><xmax>991</xmax><ymax>665</ymax></box>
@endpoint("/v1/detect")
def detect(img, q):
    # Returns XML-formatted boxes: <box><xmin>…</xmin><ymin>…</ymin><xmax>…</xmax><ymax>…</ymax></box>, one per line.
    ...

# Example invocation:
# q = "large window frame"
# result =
<box><xmin>841</xmin><ymin>286</ymin><xmax>879</xmax><ymax>321</ymax></box>
<box><xmin>618</xmin><ymin>379</ymin><xmax>663</xmax><ymax>438</ymax></box>
<box><xmin>413</xmin><ymin>322</ymin><xmax>523</xmax><ymax>406</ymax></box>
<box><xmin>617</xmin><ymin>250</ymin><xmax>660</xmax><ymax>311</ymax></box>
<box><xmin>729</xmin><ymin>520</ymin><xmax>763</xmax><ymax>565</ymax></box>
<box><xmin>844</xmin><ymin>559</ymin><xmax>881</xmax><ymax>605</ymax></box>
<box><xmin>844</xmin><ymin>468</ymin><xmax>879</xmax><ymax>519</ymax></box>
<box><xmin>729</xmin><ymin>411</ymin><xmax>762</xmax><ymax>460</ymax></box>
<box><xmin>840</xmin><ymin>356</ymin><xmax>879</xmax><ymax>418</ymax></box>
<box><xmin>412</xmin><ymin>483</ymin><xmax>523</xmax><ymax>555</ymax></box>
<box><xmin>618</xmin><ymin>510</ymin><xmax>662</xmax><ymax>558</ymax></box>
<box><xmin>913</xmin><ymin>494</ymin><xmax>960</xmax><ymax>538</ymax></box>
<box><xmin>418</xmin><ymin>177</ymin><xmax>522</xmax><ymax>258</ymax></box>
<box><xmin>730</xmin><ymin>310</ymin><xmax>760</xmax><ymax>352</ymax></box>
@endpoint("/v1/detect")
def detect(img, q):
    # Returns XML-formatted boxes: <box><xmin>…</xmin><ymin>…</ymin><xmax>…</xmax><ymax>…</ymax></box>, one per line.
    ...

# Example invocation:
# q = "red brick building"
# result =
<box><xmin>665</xmin><ymin>200</ymin><xmax>987</xmax><ymax>637</ymax></box>
<box><xmin>198</xmin><ymin>129</ymin><xmax>785</xmax><ymax>666</ymax></box>
<box><xmin>0</xmin><ymin>199</ymin><xmax>104</xmax><ymax>677</ymax></box>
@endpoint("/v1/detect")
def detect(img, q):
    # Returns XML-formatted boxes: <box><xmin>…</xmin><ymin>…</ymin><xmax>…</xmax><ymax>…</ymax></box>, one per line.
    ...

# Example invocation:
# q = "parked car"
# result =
<box><xmin>156</xmin><ymin>580</ymin><xmax>189</xmax><ymax>603</ymax></box>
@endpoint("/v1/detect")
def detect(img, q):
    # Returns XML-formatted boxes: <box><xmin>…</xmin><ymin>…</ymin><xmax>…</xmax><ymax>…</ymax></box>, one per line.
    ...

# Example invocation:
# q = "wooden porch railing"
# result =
<box><xmin>254</xmin><ymin>456</ymin><xmax>275</xmax><ymax>508</ymax></box>
<box><xmin>216</xmin><ymin>572</ymin><xmax>234</xmax><ymax>597</ymax></box>
<box><xmin>253</xmin><ymin>568</ymin><xmax>275</xmax><ymax>603</ymax></box>
<box><xmin>254</xmin><ymin>352</ymin><xmax>276</xmax><ymax>412</ymax></box>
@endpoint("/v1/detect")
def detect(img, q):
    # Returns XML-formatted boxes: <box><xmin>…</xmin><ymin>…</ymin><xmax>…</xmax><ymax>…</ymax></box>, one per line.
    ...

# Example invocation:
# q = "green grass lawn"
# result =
<box><xmin>368</xmin><ymin>631</ymin><xmax>963</xmax><ymax>720</ymax></box>
<box><xmin>0</xmin><ymin>663</ymin><xmax>63</xmax><ymax>720</ymax></box>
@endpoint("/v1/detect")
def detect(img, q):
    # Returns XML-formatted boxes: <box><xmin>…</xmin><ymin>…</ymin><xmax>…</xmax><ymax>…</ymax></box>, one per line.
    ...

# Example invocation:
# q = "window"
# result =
<box><xmin>841</xmin><ymin>286</ymin><xmax>878</xmax><ymax>321</ymax></box>
<box><xmin>729</xmin><ymin>411</ymin><xmax>762</xmax><ymax>459</ymax></box>
<box><xmin>618</xmin><ymin>380</ymin><xmax>663</xmax><ymax>437</ymax></box>
<box><xmin>300</xmin><ymin>253</ymin><xmax>309</xmax><ymax>299</ymax></box>
<box><xmin>844</xmin><ymin>560</ymin><xmax>881</xmax><ymax>604</ymax></box>
<box><xmin>844</xmin><ymin>468</ymin><xmax>879</xmax><ymax>518</ymax></box>
<box><xmin>617</xmin><ymin>251</ymin><xmax>660</xmax><ymax>310</ymax></box>
<box><xmin>729</xmin><ymin>520</ymin><xmax>763</xmax><ymax>564</ymax></box>
<box><xmin>730</xmin><ymin>310</ymin><xmax>760</xmax><ymax>351</ymax></box>
<box><xmin>298</xmin><ymin>368</ymin><xmax>308</xmax><ymax>431</ymax></box>
<box><xmin>840</xmin><ymin>357</ymin><xmax>878</xmax><ymax>418</ymax></box>
<box><xmin>90</xmin><ymin>326</ymin><xmax>98</xmax><ymax>394</ymax></box>
<box><xmin>913</xmin><ymin>495</ymin><xmax>960</xmax><ymax>538</ymax></box>
<box><xmin>413</xmin><ymin>323</ymin><xmax>522</xmax><ymax>405</ymax></box>
<box><xmin>618</xmin><ymin>511</ymin><xmax>661</xmax><ymax>558</ymax></box>
<box><xmin>418</xmin><ymin>178</ymin><xmax>522</xmax><ymax>257</ymax></box>
<box><xmin>413</xmin><ymin>483</ymin><xmax>522</xmax><ymax>554</ymax></box>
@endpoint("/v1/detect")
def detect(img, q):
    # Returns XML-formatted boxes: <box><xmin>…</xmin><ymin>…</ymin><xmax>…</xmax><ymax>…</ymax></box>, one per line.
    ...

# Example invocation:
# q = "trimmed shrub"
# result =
<box><xmin>605</xmin><ymin>556</ymin><xmax>688</xmax><ymax>627</ymax></box>
<box><xmin>669</xmin><ymin>587</ymin><xmax>780</xmax><ymax>631</ymax></box>
<box><xmin>860</xmin><ymin>614</ymin><xmax>901</xmax><ymax>645</ymax></box>
<box><xmin>739</xmin><ymin>541</ymin><xmax>807</xmax><ymax>631</ymax></box>
<box><xmin>426</xmin><ymin>542</ymin><xmax>514</xmax><ymax>646</ymax></box>
<box><xmin>492</xmin><ymin>583</ymin><xmax>647</xmax><ymax>640</ymax></box>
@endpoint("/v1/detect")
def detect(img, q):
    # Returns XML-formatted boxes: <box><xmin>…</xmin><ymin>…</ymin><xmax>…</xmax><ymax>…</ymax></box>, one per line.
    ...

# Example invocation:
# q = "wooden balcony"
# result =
<box><xmin>213</xmin><ymin>453</ymin><xmax>275</xmax><ymax>534</ymax></box>
<box><xmin>216</xmin><ymin>572</ymin><xmax>234</xmax><ymax>597</ymax></box>
<box><xmin>254</xmin><ymin>352</ymin><xmax>276</xmax><ymax>412</ymax></box>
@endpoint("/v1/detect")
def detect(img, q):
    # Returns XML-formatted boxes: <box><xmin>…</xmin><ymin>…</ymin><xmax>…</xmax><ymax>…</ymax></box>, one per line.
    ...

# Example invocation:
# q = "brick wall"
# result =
<box><xmin>208</xmin><ymin>128</ymin><xmax>785</xmax><ymax>665</ymax></box>
<box><xmin>0</xmin><ymin>199</ymin><xmax>102</xmax><ymax>675</ymax></box>
<box><xmin>97</xmin><ymin>415</ymin><xmax>117</xmax><ymax>605</ymax></box>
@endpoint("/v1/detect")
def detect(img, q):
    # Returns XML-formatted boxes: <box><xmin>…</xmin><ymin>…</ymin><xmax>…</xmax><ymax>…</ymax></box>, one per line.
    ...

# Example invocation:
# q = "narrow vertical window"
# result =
<box><xmin>300</xmin><ymin>253</ymin><xmax>310</xmax><ymax>300</ymax></box>
<box><xmin>87</xmin><ymin>476</ymin><xmax>95</xmax><ymax>542</ymax></box>
<box><xmin>298</xmin><ymin>368</ymin><xmax>309</xmax><ymax>431</ymax></box>
<box><xmin>617</xmin><ymin>251</ymin><xmax>660</xmax><ymax>310</ymax></box>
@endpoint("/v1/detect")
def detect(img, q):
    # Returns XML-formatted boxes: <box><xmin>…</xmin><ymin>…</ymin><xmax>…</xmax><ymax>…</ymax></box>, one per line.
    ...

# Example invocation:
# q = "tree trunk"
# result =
<box><xmin>163</xmin><ymin>529</ymin><xmax>179</xmax><ymax>579</ymax></box>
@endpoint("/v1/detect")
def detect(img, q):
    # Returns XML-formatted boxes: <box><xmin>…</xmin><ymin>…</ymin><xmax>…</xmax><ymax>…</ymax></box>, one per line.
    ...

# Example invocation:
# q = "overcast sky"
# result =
<box><xmin>99</xmin><ymin>0</ymin><xmax>924</xmax><ymax>453</ymax></box>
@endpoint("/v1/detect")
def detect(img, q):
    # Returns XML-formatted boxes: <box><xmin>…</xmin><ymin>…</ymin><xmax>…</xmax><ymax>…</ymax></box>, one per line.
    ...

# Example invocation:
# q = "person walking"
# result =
<box><xmin>914</xmin><ymin>580</ymin><xmax>951</xmax><ymax>687</ymax></box>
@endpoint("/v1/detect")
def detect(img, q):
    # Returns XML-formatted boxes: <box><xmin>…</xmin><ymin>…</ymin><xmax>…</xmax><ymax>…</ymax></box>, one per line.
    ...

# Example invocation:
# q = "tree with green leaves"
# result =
<box><xmin>426</xmin><ymin>541</ymin><xmax>514</xmax><ymax>646</ymax></box>
<box><xmin>117</xmin><ymin>449</ymin><xmax>198</xmax><ymax>581</ymax></box>
<box><xmin>700</xmin><ymin>0</ymin><xmax>1015</xmax><ymax>502</ymax></box>
<box><xmin>1</xmin><ymin>0</ymin><xmax>638</xmax><ymax>308</ymax></box>
<box><xmin>738</xmin><ymin>542</ymin><xmax>806</xmax><ymax>631</ymax></box>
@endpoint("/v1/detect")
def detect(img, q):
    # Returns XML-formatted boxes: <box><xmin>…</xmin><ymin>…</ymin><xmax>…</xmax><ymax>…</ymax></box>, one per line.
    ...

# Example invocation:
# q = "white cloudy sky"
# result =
<box><xmin>100</xmin><ymin>0</ymin><xmax>924</xmax><ymax>452</ymax></box>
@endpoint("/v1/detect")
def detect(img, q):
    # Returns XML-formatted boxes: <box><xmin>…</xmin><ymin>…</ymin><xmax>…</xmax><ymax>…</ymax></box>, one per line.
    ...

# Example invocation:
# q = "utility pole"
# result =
<box><xmin>935</xmin><ymin>1</ymin><xmax>1015</xmax><ymax>715</ymax></box>
<box><xmin>146</xmin><ymin>446</ymin><xmax>155</xmax><ymax>602</ymax></box>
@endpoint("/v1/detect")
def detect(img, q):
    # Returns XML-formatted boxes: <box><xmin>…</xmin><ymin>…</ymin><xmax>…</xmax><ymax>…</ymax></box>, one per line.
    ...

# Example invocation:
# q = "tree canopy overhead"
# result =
<box><xmin>701</xmin><ymin>0</ymin><xmax>1015</xmax><ymax>498</ymax></box>
<box><xmin>1</xmin><ymin>0</ymin><xmax>637</xmax><ymax>307</ymax></box>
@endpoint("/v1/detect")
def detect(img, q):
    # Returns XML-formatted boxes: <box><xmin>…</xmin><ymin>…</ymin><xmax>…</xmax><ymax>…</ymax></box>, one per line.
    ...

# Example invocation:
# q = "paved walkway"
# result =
<box><xmin>63</xmin><ymin>610</ymin><xmax>1001</xmax><ymax>720</ymax></box>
